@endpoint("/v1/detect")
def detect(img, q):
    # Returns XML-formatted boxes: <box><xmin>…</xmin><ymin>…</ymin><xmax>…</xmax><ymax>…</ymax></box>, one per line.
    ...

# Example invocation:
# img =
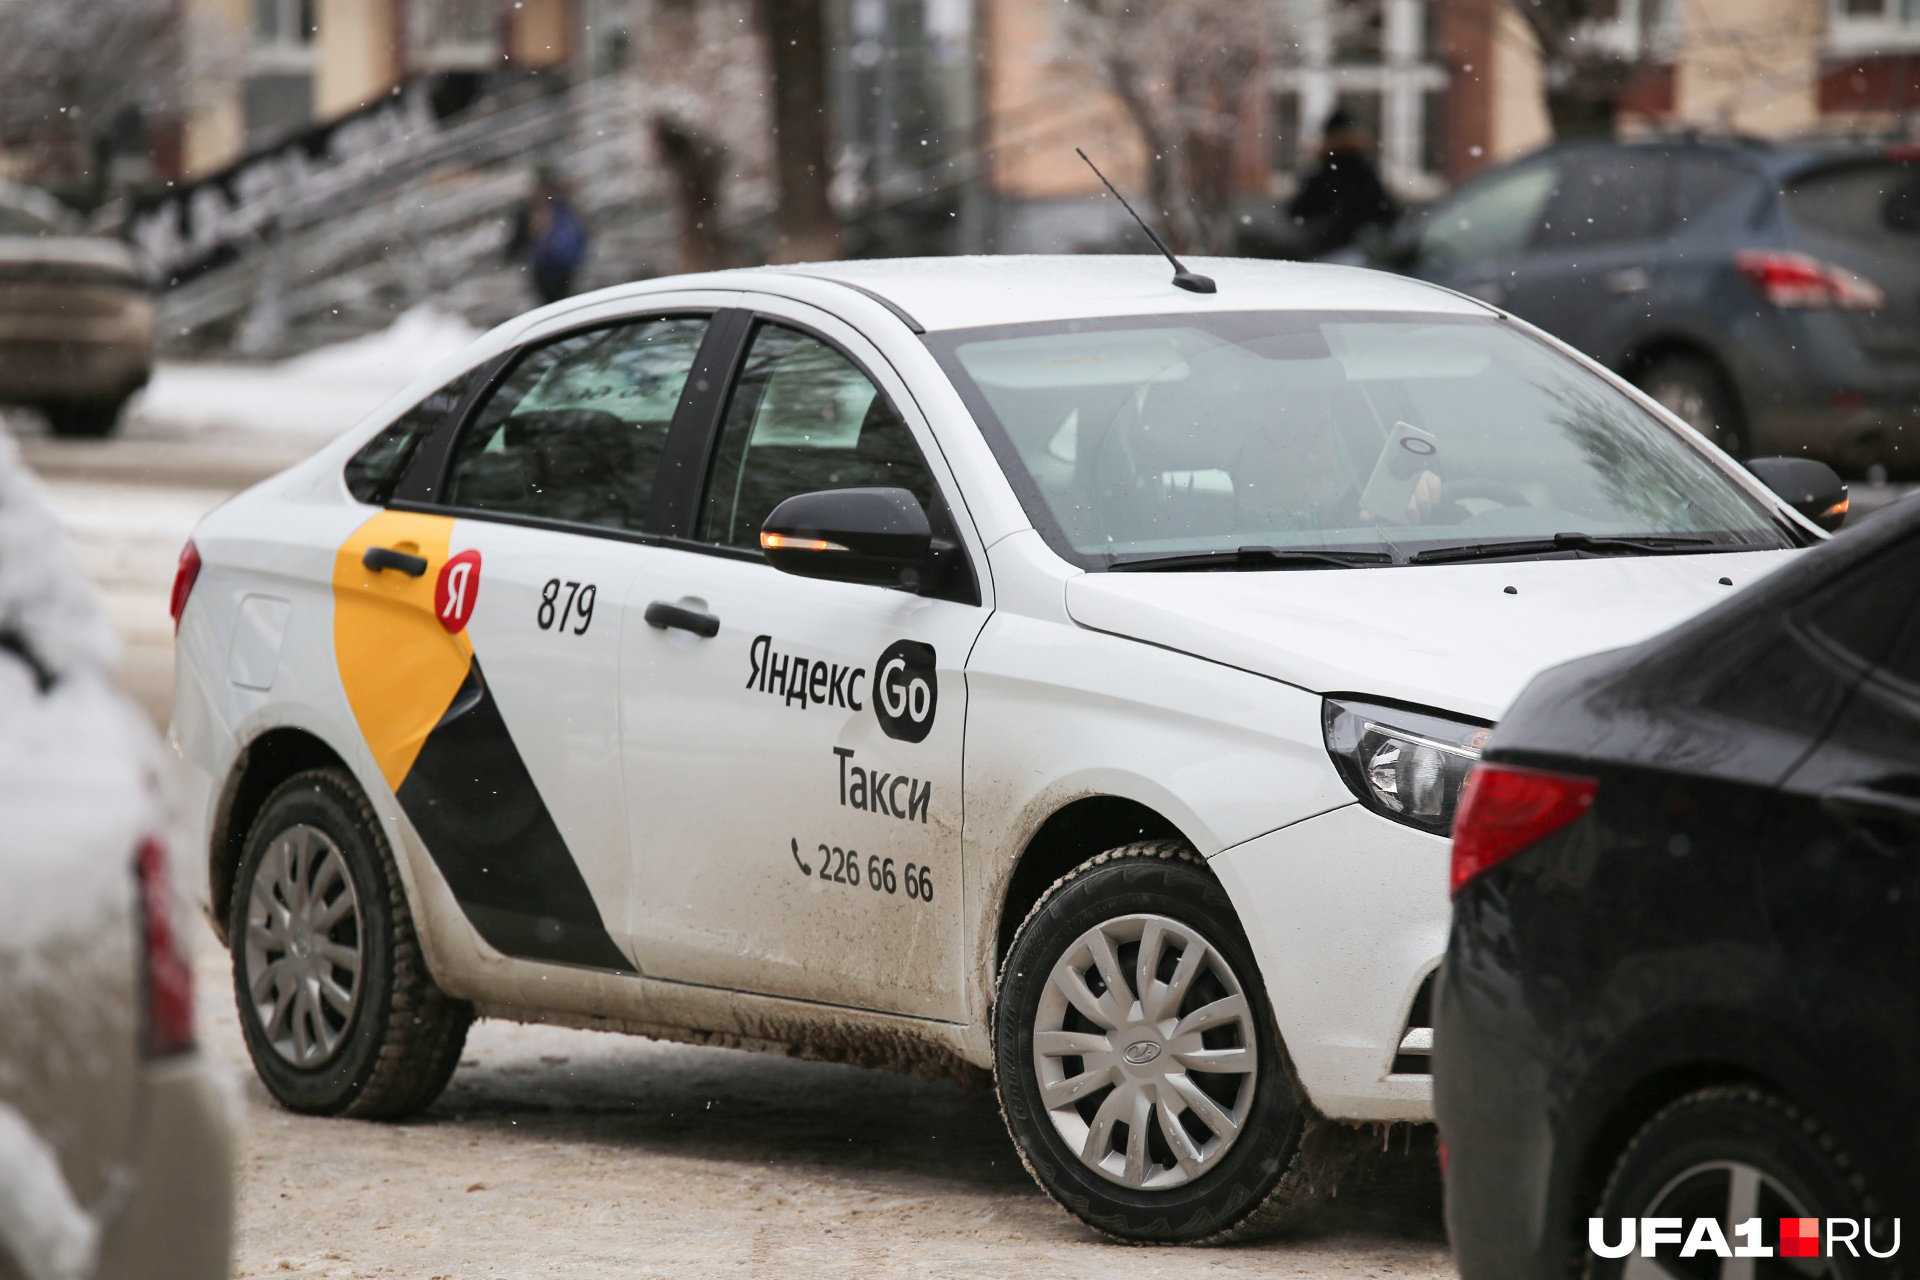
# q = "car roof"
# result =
<box><xmin>1501</xmin><ymin>135</ymin><xmax>1912</xmax><ymax>180</ymax></box>
<box><xmin>625</xmin><ymin>255</ymin><xmax>1491</xmax><ymax>333</ymax></box>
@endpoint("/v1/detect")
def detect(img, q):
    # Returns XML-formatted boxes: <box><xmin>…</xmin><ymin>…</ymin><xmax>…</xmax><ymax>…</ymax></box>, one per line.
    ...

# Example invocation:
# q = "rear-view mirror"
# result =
<box><xmin>1745</xmin><ymin>457</ymin><xmax>1850</xmax><ymax>533</ymax></box>
<box><xmin>760</xmin><ymin>487</ymin><xmax>933</xmax><ymax>588</ymax></box>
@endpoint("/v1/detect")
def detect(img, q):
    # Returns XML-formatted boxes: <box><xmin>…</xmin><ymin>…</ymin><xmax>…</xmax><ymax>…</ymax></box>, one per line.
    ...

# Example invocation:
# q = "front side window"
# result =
<box><xmin>930</xmin><ymin>311</ymin><xmax>1791</xmax><ymax>569</ymax></box>
<box><xmin>1418</xmin><ymin>162</ymin><xmax>1557</xmax><ymax>268</ymax></box>
<box><xmin>697</xmin><ymin>323</ymin><xmax>939</xmax><ymax>551</ymax></box>
<box><xmin>443</xmin><ymin>316</ymin><xmax>709</xmax><ymax>531</ymax></box>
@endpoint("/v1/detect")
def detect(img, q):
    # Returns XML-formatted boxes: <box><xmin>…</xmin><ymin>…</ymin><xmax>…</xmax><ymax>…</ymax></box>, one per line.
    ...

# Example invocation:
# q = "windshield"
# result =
<box><xmin>928</xmin><ymin>311</ymin><xmax>1791</xmax><ymax>568</ymax></box>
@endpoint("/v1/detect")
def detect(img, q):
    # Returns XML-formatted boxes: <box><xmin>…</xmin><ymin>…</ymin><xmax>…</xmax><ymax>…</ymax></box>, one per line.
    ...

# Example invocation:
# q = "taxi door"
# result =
<box><xmin>618</xmin><ymin>309</ymin><xmax>989</xmax><ymax>1020</ymax></box>
<box><xmin>334</xmin><ymin>312</ymin><xmax>718</xmax><ymax>972</ymax></box>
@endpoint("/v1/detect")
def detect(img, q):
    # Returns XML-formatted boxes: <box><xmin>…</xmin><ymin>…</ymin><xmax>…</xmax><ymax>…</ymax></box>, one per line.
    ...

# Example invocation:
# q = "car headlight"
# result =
<box><xmin>1322</xmin><ymin>698</ymin><xmax>1492</xmax><ymax>836</ymax></box>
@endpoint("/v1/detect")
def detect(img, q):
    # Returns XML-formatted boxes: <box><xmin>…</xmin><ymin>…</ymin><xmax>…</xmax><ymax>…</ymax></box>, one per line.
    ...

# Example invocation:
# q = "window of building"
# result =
<box><xmin>255</xmin><ymin>0</ymin><xmax>315</xmax><ymax>47</ymax></box>
<box><xmin>410</xmin><ymin>0</ymin><xmax>503</xmax><ymax>70</ymax></box>
<box><xmin>1272</xmin><ymin>91</ymin><xmax>1303</xmax><ymax>174</ymax></box>
<box><xmin>1268</xmin><ymin>0</ymin><xmax>1449</xmax><ymax>197</ymax></box>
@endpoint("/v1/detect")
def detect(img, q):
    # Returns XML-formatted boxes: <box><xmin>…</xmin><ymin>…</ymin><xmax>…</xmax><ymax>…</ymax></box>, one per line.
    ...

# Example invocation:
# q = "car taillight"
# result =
<box><xmin>1735</xmin><ymin>250</ymin><xmax>1885</xmax><ymax>311</ymax></box>
<box><xmin>1449</xmin><ymin>763</ymin><xmax>1598</xmax><ymax>897</ymax></box>
<box><xmin>136</xmin><ymin>836</ymin><xmax>195</xmax><ymax>1056</ymax></box>
<box><xmin>169</xmin><ymin>540</ymin><xmax>201</xmax><ymax>634</ymax></box>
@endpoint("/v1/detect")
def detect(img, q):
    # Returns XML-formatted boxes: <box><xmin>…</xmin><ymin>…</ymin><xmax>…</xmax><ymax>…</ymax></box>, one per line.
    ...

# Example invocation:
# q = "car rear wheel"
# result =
<box><xmin>1637</xmin><ymin>355</ymin><xmax>1745</xmax><ymax>459</ymax></box>
<box><xmin>230</xmin><ymin>767</ymin><xmax>471</xmax><ymax>1119</ymax></box>
<box><xmin>1590</xmin><ymin>1085</ymin><xmax>1886</xmax><ymax>1280</ymax></box>
<box><xmin>994</xmin><ymin>841</ymin><xmax>1325</xmax><ymax>1243</ymax></box>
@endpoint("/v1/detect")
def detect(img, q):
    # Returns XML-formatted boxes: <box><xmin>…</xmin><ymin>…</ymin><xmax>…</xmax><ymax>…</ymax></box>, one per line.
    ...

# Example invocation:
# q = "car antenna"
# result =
<box><xmin>1076</xmin><ymin>148</ymin><xmax>1216</xmax><ymax>294</ymax></box>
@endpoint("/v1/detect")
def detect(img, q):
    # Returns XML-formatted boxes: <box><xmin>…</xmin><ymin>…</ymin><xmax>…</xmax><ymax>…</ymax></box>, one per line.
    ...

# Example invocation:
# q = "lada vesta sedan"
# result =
<box><xmin>170</xmin><ymin>255</ymin><xmax>1823</xmax><ymax>1242</ymax></box>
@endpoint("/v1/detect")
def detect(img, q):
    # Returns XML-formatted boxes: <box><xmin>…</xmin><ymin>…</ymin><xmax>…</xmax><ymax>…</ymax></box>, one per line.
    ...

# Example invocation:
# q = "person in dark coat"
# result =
<box><xmin>506</xmin><ymin>164</ymin><xmax>589</xmax><ymax>305</ymax></box>
<box><xmin>1287</xmin><ymin>108</ymin><xmax>1399</xmax><ymax>258</ymax></box>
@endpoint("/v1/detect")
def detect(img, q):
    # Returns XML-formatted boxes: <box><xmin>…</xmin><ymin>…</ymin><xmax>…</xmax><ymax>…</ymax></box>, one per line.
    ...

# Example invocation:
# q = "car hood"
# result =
<box><xmin>1064</xmin><ymin>549</ymin><xmax>1801</xmax><ymax>723</ymax></box>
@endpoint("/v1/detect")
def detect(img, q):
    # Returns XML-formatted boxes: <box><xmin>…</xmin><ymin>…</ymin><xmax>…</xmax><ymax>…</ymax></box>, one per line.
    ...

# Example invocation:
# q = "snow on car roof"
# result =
<box><xmin>604</xmin><ymin>255</ymin><xmax>1491</xmax><ymax>334</ymax></box>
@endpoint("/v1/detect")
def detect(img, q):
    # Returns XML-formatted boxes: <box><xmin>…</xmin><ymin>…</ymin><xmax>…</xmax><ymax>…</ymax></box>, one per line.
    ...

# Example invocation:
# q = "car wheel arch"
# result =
<box><xmin>1621</xmin><ymin>340</ymin><xmax>1748</xmax><ymax>426</ymax></box>
<box><xmin>1566</xmin><ymin>1053</ymin><xmax>1822</xmax><ymax>1254</ymax></box>
<box><xmin>992</xmin><ymin>794</ymin><xmax>1190</xmax><ymax>970</ymax></box>
<box><xmin>209</xmin><ymin>726</ymin><xmax>352</xmax><ymax>945</ymax></box>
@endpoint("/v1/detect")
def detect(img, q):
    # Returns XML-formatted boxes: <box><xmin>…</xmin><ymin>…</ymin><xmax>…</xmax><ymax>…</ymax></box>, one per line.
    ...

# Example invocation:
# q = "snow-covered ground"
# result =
<box><xmin>129</xmin><ymin>305</ymin><xmax>483</xmax><ymax>445</ymax></box>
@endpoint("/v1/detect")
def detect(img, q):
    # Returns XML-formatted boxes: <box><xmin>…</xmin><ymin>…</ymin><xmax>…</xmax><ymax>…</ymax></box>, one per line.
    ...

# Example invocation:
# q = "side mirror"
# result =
<box><xmin>1745</xmin><ymin>457</ymin><xmax>1850</xmax><ymax>533</ymax></box>
<box><xmin>760</xmin><ymin>487</ymin><xmax>932</xmax><ymax>588</ymax></box>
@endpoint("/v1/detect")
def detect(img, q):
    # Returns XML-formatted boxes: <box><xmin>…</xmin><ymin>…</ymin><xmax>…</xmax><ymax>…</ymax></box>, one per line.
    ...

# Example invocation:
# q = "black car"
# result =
<box><xmin>1435</xmin><ymin>494</ymin><xmax>1920</xmax><ymax>1279</ymax></box>
<box><xmin>1372</xmin><ymin>139</ymin><xmax>1920</xmax><ymax>475</ymax></box>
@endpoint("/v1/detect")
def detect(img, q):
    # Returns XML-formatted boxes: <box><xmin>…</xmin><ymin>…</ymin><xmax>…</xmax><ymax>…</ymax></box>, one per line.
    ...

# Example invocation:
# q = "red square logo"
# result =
<box><xmin>1780</xmin><ymin>1218</ymin><xmax>1821</xmax><ymax>1258</ymax></box>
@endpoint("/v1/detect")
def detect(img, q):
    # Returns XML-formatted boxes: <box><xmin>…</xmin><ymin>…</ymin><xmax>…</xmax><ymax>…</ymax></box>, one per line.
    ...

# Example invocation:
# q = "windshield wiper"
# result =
<box><xmin>1409</xmin><ymin>532</ymin><xmax>1718</xmax><ymax>565</ymax></box>
<box><xmin>1110</xmin><ymin>546</ymin><xmax>1397</xmax><ymax>572</ymax></box>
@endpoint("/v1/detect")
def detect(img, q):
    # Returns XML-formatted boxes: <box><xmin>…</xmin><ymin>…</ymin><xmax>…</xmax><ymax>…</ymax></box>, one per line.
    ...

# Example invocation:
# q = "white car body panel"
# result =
<box><xmin>168</xmin><ymin>256</ymin><xmax>1818</xmax><ymax>1125</ymax></box>
<box><xmin>1065</xmin><ymin>550</ymin><xmax>1800</xmax><ymax>724</ymax></box>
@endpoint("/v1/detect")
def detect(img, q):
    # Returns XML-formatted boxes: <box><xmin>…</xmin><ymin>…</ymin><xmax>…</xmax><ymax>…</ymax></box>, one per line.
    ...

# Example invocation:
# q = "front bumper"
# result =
<box><xmin>1210</xmin><ymin>802</ymin><xmax>1448</xmax><ymax>1121</ymax></box>
<box><xmin>93</xmin><ymin>1052</ymin><xmax>234</xmax><ymax>1280</ymax></box>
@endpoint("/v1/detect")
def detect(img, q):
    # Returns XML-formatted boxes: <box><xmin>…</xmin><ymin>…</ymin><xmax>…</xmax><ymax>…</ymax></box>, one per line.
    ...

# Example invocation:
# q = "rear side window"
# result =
<box><xmin>443</xmin><ymin>315</ymin><xmax>709</xmax><ymax>531</ymax></box>
<box><xmin>344</xmin><ymin>367</ymin><xmax>481</xmax><ymax>506</ymax></box>
<box><xmin>1785</xmin><ymin>161</ymin><xmax>1920</xmax><ymax>252</ymax></box>
<box><xmin>696</xmin><ymin>322</ymin><xmax>939</xmax><ymax>551</ymax></box>
<box><xmin>1533</xmin><ymin>151</ymin><xmax>1670</xmax><ymax>248</ymax></box>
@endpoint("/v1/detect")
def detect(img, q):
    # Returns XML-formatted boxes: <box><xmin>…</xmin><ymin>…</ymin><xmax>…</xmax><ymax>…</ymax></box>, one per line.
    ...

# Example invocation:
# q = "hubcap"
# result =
<box><xmin>242</xmin><ymin>824</ymin><xmax>364</xmax><ymax>1068</ymax></box>
<box><xmin>1622</xmin><ymin>1159</ymin><xmax>1840</xmax><ymax>1280</ymax></box>
<box><xmin>1032</xmin><ymin>913</ymin><xmax>1258</xmax><ymax>1190</ymax></box>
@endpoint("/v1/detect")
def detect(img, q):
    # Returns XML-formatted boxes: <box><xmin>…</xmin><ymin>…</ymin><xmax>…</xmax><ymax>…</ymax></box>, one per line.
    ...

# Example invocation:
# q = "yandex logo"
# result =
<box><xmin>435</xmin><ymin>550</ymin><xmax>481</xmax><ymax>635</ymax></box>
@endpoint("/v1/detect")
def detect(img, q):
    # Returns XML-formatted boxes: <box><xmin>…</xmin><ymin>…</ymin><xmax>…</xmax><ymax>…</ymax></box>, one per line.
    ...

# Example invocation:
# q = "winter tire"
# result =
<box><xmin>994</xmin><ymin>841</ymin><xmax>1322</xmax><ymax>1243</ymax></box>
<box><xmin>230</xmin><ymin>767</ymin><xmax>471</xmax><ymax>1118</ymax></box>
<box><xmin>1589</xmin><ymin>1084</ymin><xmax>1889</xmax><ymax>1280</ymax></box>
<box><xmin>1637</xmin><ymin>355</ymin><xmax>1745</xmax><ymax>459</ymax></box>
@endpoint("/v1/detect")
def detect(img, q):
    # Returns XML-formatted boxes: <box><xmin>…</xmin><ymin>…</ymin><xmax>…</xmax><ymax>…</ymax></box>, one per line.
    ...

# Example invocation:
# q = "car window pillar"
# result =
<box><xmin>641</xmin><ymin>307</ymin><xmax>753</xmax><ymax>539</ymax></box>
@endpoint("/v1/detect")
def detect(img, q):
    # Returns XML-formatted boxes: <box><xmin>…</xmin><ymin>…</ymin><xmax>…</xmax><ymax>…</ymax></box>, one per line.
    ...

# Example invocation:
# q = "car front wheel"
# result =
<box><xmin>230</xmin><ymin>767</ymin><xmax>471</xmax><ymax>1119</ymax></box>
<box><xmin>994</xmin><ymin>841</ymin><xmax>1325</xmax><ymax>1243</ymax></box>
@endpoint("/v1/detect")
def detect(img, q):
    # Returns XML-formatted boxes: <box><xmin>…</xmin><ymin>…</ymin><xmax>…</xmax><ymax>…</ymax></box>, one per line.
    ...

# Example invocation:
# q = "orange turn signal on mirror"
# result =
<box><xmin>1821</xmin><ymin>496</ymin><xmax>1850</xmax><ymax>519</ymax></box>
<box><xmin>760</xmin><ymin>532</ymin><xmax>849</xmax><ymax>552</ymax></box>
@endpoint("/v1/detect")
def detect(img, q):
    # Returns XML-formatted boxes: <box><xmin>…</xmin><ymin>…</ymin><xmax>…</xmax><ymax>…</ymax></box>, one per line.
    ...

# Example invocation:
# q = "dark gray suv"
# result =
<box><xmin>1375</xmin><ymin>140</ymin><xmax>1919</xmax><ymax>475</ymax></box>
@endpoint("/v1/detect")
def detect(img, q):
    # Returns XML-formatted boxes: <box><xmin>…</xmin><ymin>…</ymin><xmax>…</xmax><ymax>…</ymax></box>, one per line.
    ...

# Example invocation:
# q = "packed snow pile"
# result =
<box><xmin>0</xmin><ymin>1103</ymin><xmax>98</xmax><ymax>1280</ymax></box>
<box><xmin>133</xmin><ymin>304</ymin><xmax>484</xmax><ymax>443</ymax></box>
<box><xmin>0</xmin><ymin>433</ymin><xmax>115</xmax><ymax>683</ymax></box>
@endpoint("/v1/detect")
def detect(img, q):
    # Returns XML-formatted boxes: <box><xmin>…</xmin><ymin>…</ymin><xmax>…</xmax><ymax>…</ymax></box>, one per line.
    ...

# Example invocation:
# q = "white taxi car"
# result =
<box><xmin>170</xmin><ymin>256</ymin><xmax>1818</xmax><ymax>1243</ymax></box>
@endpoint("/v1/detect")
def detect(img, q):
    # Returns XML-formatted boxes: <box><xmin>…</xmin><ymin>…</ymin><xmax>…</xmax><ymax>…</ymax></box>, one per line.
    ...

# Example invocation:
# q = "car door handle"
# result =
<box><xmin>362</xmin><ymin>546</ymin><xmax>428</xmax><ymax>577</ymax></box>
<box><xmin>1821</xmin><ymin>784</ymin><xmax>1920</xmax><ymax>839</ymax></box>
<box><xmin>644</xmin><ymin>600</ymin><xmax>720</xmax><ymax>638</ymax></box>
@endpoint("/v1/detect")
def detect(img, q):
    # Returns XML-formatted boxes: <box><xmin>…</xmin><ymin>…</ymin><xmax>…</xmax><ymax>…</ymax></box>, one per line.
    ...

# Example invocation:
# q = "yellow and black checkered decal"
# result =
<box><xmin>333</xmin><ymin>512</ymin><xmax>634</xmax><ymax>972</ymax></box>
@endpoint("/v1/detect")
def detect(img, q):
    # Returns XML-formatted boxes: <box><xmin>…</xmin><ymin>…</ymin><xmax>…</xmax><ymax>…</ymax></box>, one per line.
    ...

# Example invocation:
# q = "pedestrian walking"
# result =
<box><xmin>1287</xmin><ymin>108</ymin><xmax>1398</xmax><ymax>259</ymax></box>
<box><xmin>507</xmin><ymin>164</ymin><xmax>589</xmax><ymax>305</ymax></box>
